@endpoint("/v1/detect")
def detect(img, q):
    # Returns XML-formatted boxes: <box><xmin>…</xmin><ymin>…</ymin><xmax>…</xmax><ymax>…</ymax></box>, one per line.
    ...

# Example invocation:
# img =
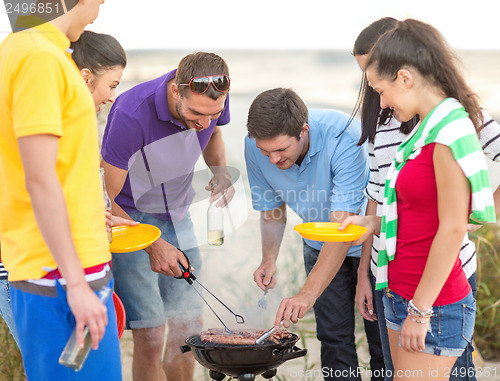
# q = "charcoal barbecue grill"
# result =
<box><xmin>180</xmin><ymin>332</ymin><xmax>307</xmax><ymax>380</ymax></box>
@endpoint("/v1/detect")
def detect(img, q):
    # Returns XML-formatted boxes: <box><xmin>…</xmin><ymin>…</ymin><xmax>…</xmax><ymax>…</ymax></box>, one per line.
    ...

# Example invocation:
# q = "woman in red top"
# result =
<box><xmin>340</xmin><ymin>19</ymin><xmax>495</xmax><ymax>380</ymax></box>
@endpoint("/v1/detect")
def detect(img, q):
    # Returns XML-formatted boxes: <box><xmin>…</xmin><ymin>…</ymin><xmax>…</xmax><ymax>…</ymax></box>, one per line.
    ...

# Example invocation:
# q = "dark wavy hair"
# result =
<box><xmin>353</xmin><ymin>17</ymin><xmax>398</xmax><ymax>56</ymax></box>
<box><xmin>366</xmin><ymin>19</ymin><xmax>483</xmax><ymax>131</ymax></box>
<box><xmin>350</xmin><ymin>18</ymin><xmax>417</xmax><ymax>145</ymax></box>
<box><xmin>71</xmin><ymin>31</ymin><xmax>126</xmax><ymax>75</ymax></box>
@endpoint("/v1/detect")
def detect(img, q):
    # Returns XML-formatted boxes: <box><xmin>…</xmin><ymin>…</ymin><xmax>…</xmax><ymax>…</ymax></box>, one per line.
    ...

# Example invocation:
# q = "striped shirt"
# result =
<box><xmin>0</xmin><ymin>263</ymin><xmax>6</xmax><ymax>280</ymax></box>
<box><xmin>366</xmin><ymin>111</ymin><xmax>500</xmax><ymax>279</ymax></box>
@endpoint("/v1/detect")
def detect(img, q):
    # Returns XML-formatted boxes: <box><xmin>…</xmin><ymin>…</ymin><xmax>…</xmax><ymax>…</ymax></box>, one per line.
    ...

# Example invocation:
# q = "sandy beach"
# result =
<box><xmin>105</xmin><ymin>49</ymin><xmax>500</xmax><ymax>380</ymax></box>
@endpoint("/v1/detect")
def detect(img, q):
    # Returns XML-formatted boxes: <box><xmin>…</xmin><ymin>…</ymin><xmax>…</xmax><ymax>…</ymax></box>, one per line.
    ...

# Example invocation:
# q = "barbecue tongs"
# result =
<box><xmin>175</xmin><ymin>249</ymin><xmax>244</xmax><ymax>333</ymax></box>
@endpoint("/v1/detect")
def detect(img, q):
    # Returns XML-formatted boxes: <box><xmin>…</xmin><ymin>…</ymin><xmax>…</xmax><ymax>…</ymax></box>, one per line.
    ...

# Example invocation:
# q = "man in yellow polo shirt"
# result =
<box><xmin>0</xmin><ymin>1</ymin><xmax>122</xmax><ymax>379</ymax></box>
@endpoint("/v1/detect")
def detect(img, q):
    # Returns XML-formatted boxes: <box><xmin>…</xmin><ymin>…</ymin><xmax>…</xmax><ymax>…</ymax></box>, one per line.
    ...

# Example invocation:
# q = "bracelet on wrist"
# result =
<box><xmin>410</xmin><ymin>317</ymin><xmax>430</xmax><ymax>324</ymax></box>
<box><xmin>407</xmin><ymin>299</ymin><xmax>433</xmax><ymax>318</ymax></box>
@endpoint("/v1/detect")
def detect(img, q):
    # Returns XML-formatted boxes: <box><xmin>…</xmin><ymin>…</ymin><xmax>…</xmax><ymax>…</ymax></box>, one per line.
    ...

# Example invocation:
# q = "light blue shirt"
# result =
<box><xmin>244</xmin><ymin>109</ymin><xmax>369</xmax><ymax>255</ymax></box>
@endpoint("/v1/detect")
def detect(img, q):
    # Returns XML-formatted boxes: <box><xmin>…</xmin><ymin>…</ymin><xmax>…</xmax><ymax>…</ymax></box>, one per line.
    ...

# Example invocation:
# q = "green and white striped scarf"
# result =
<box><xmin>375</xmin><ymin>98</ymin><xmax>496</xmax><ymax>290</ymax></box>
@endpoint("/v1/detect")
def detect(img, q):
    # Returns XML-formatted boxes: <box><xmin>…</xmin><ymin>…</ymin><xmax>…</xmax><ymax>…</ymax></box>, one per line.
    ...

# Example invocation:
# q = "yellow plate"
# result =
<box><xmin>294</xmin><ymin>222</ymin><xmax>367</xmax><ymax>242</ymax></box>
<box><xmin>109</xmin><ymin>224</ymin><xmax>161</xmax><ymax>253</ymax></box>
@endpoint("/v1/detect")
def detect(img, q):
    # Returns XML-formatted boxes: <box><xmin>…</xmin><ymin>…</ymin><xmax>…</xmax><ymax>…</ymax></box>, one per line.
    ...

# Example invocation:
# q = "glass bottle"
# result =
<box><xmin>59</xmin><ymin>286</ymin><xmax>112</xmax><ymax>371</ymax></box>
<box><xmin>100</xmin><ymin>168</ymin><xmax>113</xmax><ymax>243</ymax></box>
<box><xmin>207</xmin><ymin>201</ymin><xmax>224</xmax><ymax>246</ymax></box>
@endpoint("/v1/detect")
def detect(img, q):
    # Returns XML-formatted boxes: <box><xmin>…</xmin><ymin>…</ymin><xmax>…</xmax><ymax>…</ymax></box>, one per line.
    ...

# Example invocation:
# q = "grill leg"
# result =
<box><xmin>237</xmin><ymin>374</ymin><xmax>256</xmax><ymax>381</ymax></box>
<box><xmin>261</xmin><ymin>369</ymin><xmax>277</xmax><ymax>379</ymax></box>
<box><xmin>209</xmin><ymin>370</ymin><xmax>226</xmax><ymax>380</ymax></box>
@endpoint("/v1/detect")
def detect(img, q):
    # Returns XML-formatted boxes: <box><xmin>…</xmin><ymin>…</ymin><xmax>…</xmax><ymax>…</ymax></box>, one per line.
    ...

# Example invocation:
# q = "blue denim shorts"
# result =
<box><xmin>111</xmin><ymin>212</ymin><xmax>203</xmax><ymax>329</ymax></box>
<box><xmin>383</xmin><ymin>289</ymin><xmax>475</xmax><ymax>357</ymax></box>
<box><xmin>0</xmin><ymin>279</ymin><xmax>19</xmax><ymax>346</ymax></box>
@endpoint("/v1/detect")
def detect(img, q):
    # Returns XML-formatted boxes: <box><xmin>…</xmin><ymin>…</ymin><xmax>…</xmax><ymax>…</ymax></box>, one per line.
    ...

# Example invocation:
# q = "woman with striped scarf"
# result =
<box><xmin>340</xmin><ymin>19</ymin><xmax>496</xmax><ymax>380</ymax></box>
<box><xmin>352</xmin><ymin>18</ymin><xmax>500</xmax><ymax>381</ymax></box>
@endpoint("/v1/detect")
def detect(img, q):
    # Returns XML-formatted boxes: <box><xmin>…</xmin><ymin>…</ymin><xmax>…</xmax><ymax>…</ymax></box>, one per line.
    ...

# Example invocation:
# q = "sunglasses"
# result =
<box><xmin>178</xmin><ymin>75</ymin><xmax>230</xmax><ymax>94</ymax></box>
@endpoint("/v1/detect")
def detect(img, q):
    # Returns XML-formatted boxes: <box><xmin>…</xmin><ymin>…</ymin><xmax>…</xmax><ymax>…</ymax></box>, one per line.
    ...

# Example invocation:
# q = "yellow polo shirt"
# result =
<box><xmin>0</xmin><ymin>20</ymin><xmax>110</xmax><ymax>281</ymax></box>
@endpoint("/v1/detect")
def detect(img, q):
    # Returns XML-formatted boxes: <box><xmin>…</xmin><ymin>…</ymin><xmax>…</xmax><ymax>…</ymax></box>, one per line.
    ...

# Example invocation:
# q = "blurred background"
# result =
<box><xmin>1</xmin><ymin>1</ymin><xmax>500</xmax><ymax>380</ymax></box>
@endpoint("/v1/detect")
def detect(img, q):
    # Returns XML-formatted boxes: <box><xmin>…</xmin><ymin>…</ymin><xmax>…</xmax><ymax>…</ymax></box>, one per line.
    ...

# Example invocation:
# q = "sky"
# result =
<box><xmin>2</xmin><ymin>0</ymin><xmax>500</xmax><ymax>51</ymax></box>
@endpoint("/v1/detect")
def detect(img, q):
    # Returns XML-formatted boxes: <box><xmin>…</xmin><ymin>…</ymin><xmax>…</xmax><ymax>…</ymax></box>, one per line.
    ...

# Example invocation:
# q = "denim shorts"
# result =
<box><xmin>0</xmin><ymin>279</ymin><xmax>19</xmax><ymax>346</ymax></box>
<box><xmin>111</xmin><ymin>212</ymin><xmax>203</xmax><ymax>329</ymax></box>
<box><xmin>383</xmin><ymin>289</ymin><xmax>475</xmax><ymax>357</ymax></box>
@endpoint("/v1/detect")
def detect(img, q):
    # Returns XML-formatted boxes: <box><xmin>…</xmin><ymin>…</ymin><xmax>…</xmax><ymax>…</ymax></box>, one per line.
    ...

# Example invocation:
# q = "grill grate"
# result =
<box><xmin>186</xmin><ymin>333</ymin><xmax>298</xmax><ymax>348</ymax></box>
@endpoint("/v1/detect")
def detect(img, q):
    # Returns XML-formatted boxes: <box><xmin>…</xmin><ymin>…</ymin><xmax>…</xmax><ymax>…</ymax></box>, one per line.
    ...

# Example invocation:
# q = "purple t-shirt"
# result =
<box><xmin>101</xmin><ymin>69</ymin><xmax>230</xmax><ymax>221</ymax></box>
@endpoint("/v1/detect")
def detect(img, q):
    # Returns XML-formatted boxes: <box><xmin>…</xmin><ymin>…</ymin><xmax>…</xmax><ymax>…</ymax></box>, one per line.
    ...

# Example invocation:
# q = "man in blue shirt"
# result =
<box><xmin>245</xmin><ymin>88</ymin><xmax>383</xmax><ymax>380</ymax></box>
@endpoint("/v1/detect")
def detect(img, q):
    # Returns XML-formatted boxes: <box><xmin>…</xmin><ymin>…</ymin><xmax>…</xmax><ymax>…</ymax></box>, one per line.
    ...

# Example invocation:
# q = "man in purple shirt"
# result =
<box><xmin>101</xmin><ymin>52</ymin><xmax>232</xmax><ymax>381</ymax></box>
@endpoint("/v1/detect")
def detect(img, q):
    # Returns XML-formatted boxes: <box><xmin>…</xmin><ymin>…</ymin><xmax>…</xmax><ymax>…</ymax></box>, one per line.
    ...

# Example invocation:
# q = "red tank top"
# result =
<box><xmin>388</xmin><ymin>143</ymin><xmax>471</xmax><ymax>305</ymax></box>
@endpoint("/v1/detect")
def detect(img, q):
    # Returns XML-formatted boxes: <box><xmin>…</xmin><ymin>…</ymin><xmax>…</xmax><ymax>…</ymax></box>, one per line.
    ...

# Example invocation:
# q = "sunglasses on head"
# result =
<box><xmin>178</xmin><ymin>75</ymin><xmax>230</xmax><ymax>94</ymax></box>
